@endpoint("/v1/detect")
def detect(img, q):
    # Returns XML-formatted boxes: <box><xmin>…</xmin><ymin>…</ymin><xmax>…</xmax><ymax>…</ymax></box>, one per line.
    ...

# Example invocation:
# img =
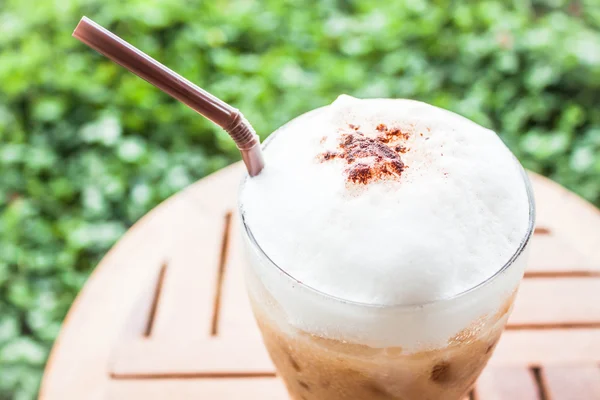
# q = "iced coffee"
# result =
<box><xmin>240</xmin><ymin>96</ymin><xmax>535</xmax><ymax>400</ymax></box>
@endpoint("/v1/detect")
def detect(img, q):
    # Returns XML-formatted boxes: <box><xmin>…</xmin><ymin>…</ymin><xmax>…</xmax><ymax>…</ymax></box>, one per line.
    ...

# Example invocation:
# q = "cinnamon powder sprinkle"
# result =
<box><xmin>318</xmin><ymin>124</ymin><xmax>410</xmax><ymax>184</ymax></box>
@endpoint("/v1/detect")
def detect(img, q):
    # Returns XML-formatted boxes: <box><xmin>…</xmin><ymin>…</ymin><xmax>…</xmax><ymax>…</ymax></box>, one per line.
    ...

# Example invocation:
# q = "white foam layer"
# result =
<box><xmin>241</xmin><ymin>96</ymin><xmax>532</xmax><ymax>349</ymax></box>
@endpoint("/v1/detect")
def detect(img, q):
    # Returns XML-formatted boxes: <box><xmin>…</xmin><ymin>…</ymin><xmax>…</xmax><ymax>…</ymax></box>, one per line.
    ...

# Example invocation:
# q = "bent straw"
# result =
<box><xmin>73</xmin><ymin>16</ymin><xmax>264</xmax><ymax>176</ymax></box>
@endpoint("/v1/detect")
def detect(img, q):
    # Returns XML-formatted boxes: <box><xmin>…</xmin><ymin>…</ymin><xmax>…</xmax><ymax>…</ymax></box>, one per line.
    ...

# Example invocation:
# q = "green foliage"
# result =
<box><xmin>1</xmin><ymin>0</ymin><xmax>599</xmax><ymax>398</ymax></box>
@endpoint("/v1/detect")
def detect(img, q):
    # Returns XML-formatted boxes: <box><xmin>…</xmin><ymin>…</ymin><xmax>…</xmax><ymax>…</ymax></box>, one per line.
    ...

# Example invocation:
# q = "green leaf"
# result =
<box><xmin>31</xmin><ymin>97</ymin><xmax>66</xmax><ymax>122</ymax></box>
<box><xmin>80</xmin><ymin>115</ymin><xmax>122</xmax><ymax>146</ymax></box>
<box><xmin>0</xmin><ymin>337</ymin><xmax>47</xmax><ymax>365</ymax></box>
<box><xmin>117</xmin><ymin>136</ymin><xmax>147</xmax><ymax>163</ymax></box>
<box><xmin>0</xmin><ymin>313</ymin><xmax>20</xmax><ymax>345</ymax></box>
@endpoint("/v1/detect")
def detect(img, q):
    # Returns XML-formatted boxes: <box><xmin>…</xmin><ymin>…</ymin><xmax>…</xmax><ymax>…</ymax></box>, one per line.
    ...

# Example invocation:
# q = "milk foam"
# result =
<box><xmin>241</xmin><ymin>96</ymin><xmax>533</xmax><ymax>349</ymax></box>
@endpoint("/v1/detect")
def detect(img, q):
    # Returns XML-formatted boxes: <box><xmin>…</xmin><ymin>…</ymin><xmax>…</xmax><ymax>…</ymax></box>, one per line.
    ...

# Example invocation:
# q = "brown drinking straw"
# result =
<box><xmin>73</xmin><ymin>16</ymin><xmax>264</xmax><ymax>176</ymax></box>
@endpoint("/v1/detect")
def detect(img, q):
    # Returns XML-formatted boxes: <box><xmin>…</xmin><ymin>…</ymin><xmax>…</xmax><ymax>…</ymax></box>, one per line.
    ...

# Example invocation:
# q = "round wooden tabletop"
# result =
<box><xmin>40</xmin><ymin>162</ymin><xmax>600</xmax><ymax>400</ymax></box>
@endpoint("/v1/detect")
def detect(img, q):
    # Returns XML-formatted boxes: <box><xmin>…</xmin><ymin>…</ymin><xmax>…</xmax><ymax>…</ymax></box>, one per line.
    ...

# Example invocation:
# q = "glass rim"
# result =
<box><xmin>239</xmin><ymin>108</ymin><xmax>536</xmax><ymax>310</ymax></box>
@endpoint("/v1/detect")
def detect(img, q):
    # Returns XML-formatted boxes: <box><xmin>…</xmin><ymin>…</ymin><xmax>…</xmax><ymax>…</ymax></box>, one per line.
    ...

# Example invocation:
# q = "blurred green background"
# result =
<box><xmin>1</xmin><ymin>0</ymin><xmax>600</xmax><ymax>398</ymax></box>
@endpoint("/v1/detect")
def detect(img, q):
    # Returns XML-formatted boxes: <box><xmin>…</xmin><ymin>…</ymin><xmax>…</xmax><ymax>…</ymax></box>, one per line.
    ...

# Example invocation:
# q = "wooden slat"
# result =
<box><xmin>218</xmin><ymin>213</ymin><xmax>265</xmax><ymax>341</ymax></box>
<box><xmin>106</xmin><ymin>377</ymin><xmax>288</xmax><ymax>400</ymax></box>
<box><xmin>110</xmin><ymin>334</ymin><xmax>274</xmax><ymax>377</ymax></box>
<box><xmin>179</xmin><ymin>166</ymin><xmax>241</xmax><ymax>212</ymax></box>
<box><xmin>489</xmin><ymin>329</ymin><xmax>600</xmax><ymax>366</ymax></box>
<box><xmin>541</xmin><ymin>365</ymin><xmax>600</xmax><ymax>399</ymax></box>
<box><xmin>109</xmin><ymin>210</ymin><xmax>273</xmax><ymax>376</ymax></box>
<box><xmin>474</xmin><ymin>367</ymin><xmax>539</xmax><ymax>400</ymax></box>
<box><xmin>508</xmin><ymin>277</ymin><xmax>600</xmax><ymax>327</ymax></box>
<box><xmin>530</xmin><ymin>174</ymin><xmax>600</xmax><ymax>265</ymax></box>
<box><xmin>117</xmin><ymin>262</ymin><xmax>166</xmax><ymax>339</ymax></box>
<box><xmin>527</xmin><ymin>234</ymin><xmax>600</xmax><ymax>274</ymax></box>
<box><xmin>149</xmin><ymin>202</ymin><xmax>224</xmax><ymax>340</ymax></box>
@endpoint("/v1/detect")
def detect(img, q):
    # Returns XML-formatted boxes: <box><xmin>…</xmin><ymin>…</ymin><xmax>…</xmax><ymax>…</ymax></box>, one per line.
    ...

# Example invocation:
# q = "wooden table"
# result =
<box><xmin>40</xmin><ymin>162</ymin><xmax>600</xmax><ymax>399</ymax></box>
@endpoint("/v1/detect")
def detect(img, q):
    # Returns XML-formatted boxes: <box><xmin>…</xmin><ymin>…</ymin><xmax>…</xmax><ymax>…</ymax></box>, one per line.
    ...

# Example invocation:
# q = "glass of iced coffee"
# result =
<box><xmin>239</xmin><ymin>96</ymin><xmax>535</xmax><ymax>400</ymax></box>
